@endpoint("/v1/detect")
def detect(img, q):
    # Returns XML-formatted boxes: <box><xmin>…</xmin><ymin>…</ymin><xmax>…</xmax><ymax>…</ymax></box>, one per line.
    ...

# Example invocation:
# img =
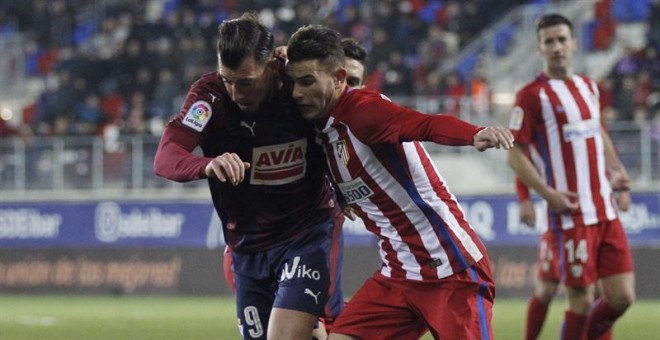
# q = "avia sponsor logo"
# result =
<box><xmin>0</xmin><ymin>209</ymin><xmax>61</xmax><ymax>239</ymax></box>
<box><xmin>250</xmin><ymin>138</ymin><xmax>307</xmax><ymax>185</ymax></box>
<box><xmin>95</xmin><ymin>202</ymin><xmax>184</xmax><ymax>243</ymax></box>
<box><xmin>280</xmin><ymin>256</ymin><xmax>321</xmax><ymax>282</ymax></box>
<box><xmin>562</xmin><ymin>118</ymin><xmax>600</xmax><ymax>142</ymax></box>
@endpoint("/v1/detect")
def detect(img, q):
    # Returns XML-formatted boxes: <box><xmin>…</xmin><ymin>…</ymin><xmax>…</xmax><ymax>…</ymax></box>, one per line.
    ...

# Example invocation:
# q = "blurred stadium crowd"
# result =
<box><xmin>0</xmin><ymin>0</ymin><xmax>658</xmax><ymax>140</ymax></box>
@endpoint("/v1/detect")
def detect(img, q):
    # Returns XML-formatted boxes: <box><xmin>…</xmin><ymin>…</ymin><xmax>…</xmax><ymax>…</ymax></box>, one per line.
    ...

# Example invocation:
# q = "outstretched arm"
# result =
<box><xmin>154</xmin><ymin>123</ymin><xmax>250</xmax><ymax>186</ymax></box>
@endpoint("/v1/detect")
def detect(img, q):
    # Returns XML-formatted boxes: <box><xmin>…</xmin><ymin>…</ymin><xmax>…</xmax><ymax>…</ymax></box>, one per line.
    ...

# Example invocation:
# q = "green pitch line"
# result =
<box><xmin>1</xmin><ymin>295</ymin><xmax>659</xmax><ymax>339</ymax></box>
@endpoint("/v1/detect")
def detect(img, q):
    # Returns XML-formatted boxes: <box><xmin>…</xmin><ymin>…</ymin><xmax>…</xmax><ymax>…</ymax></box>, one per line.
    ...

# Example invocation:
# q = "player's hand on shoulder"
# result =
<box><xmin>473</xmin><ymin>127</ymin><xmax>514</xmax><ymax>151</ymax></box>
<box><xmin>547</xmin><ymin>189</ymin><xmax>579</xmax><ymax>214</ymax></box>
<box><xmin>205</xmin><ymin>152</ymin><xmax>251</xmax><ymax>186</ymax></box>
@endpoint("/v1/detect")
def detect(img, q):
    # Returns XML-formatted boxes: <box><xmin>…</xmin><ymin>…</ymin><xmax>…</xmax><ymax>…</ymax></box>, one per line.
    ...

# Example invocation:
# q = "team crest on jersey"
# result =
<box><xmin>333</xmin><ymin>140</ymin><xmax>350</xmax><ymax>166</ymax></box>
<box><xmin>570</xmin><ymin>264</ymin><xmax>583</xmax><ymax>278</ymax></box>
<box><xmin>509</xmin><ymin>106</ymin><xmax>524</xmax><ymax>130</ymax></box>
<box><xmin>250</xmin><ymin>138</ymin><xmax>307</xmax><ymax>185</ymax></box>
<box><xmin>182</xmin><ymin>100</ymin><xmax>212</xmax><ymax>132</ymax></box>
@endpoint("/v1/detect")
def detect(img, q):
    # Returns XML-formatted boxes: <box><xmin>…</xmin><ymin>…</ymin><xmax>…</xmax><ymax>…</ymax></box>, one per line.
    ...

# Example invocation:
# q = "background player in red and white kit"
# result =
<box><xmin>286</xmin><ymin>24</ymin><xmax>514</xmax><ymax>340</ymax></box>
<box><xmin>507</xmin><ymin>13</ymin><xmax>635</xmax><ymax>340</ymax></box>
<box><xmin>154</xmin><ymin>13</ymin><xmax>345</xmax><ymax>340</ymax></box>
<box><xmin>518</xmin><ymin>122</ymin><xmax>629</xmax><ymax>340</ymax></box>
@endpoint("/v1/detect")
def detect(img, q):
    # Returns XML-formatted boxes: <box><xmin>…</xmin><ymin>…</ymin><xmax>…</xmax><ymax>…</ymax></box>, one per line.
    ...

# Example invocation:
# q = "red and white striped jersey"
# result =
<box><xmin>509</xmin><ymin>73</ymin><xmax>617</xmax><ymax>230</ymax></box>
<box><xmin>317</xmin><ymin>88</ymin><xmax>487</xmax><ymax>281</ymax></box>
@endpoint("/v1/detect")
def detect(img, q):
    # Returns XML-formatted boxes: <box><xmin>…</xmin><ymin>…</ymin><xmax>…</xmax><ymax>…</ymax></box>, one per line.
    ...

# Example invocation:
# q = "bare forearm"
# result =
<box><xmin>508</xmin><ymin>144</ymin><xmax>553</xmax><ymax>200</ymax></box>
<box><xmin>154</xmin><ymin>126</ymin><xmax>212</xmax><ymax>182</ymax></box>
<box><xmin>601</xmin><ymin>128</ymin><xmax>626</xmax><ymax>174</ymax></box>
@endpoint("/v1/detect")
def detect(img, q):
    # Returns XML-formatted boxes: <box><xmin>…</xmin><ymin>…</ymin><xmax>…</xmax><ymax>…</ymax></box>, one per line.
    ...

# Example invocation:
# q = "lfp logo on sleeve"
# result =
<box><xmin>183</xmin><ymin>101</ymin><xmax>212</xmax><ymax>132</ymax></box>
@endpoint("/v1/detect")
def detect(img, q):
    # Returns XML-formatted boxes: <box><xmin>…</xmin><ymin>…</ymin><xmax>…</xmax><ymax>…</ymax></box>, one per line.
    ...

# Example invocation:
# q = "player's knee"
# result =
<box><xmin>535</xmin><ymin>281</ymin><xmax>559</xmax><ymax>302</ymax></box>
<box><xmin>607</xmin><ymin>289</ymin><xmax>635</xmax><ymax>311</ymax></box>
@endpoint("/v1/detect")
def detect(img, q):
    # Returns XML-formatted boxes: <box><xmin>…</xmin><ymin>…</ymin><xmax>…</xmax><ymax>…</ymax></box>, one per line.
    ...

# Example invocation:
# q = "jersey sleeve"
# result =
<box><xmin>509</xmin><ymin>86</ymin><xmax>541</xmax><ymax>145</ymax></box>
<box><xmin>153</xmin><ymin>80</ymin><xmax>219</xmax><ymax>182</ymax></box>
<box><xmin>344</xmin><ymin>93</ymin><xmax>480</xmax><ymax>146</ymax></box>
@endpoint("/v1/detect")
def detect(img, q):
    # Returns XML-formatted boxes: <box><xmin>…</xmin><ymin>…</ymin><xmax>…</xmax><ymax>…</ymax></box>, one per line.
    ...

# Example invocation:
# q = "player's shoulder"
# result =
<box><xmin>185</xmin><ymin>71</ymin><xmax>232</xmax><ymax>108</ymax></box>
<box><xmin>574</xmin><ymin>73</ymin><xmax>598</xmax><ymax>88</ymax></box>
<box><xmin>178</xmin><ymin>72</ymin><xmax>229</xmax><ymax>132</ymax></box>
<box><xmin>344</xmin><ymin>88</ymin><xmax>388</xmax><ymax>106</ymax></box>
<box><xmin>190</xmin><ymin>72</ymin><xmax>225</xmax><ymax>94</ymax></box>
<box><xmin>516</xmin><ymin>74</ymin><xmax>549</xmax><ymax>96</ymax></box>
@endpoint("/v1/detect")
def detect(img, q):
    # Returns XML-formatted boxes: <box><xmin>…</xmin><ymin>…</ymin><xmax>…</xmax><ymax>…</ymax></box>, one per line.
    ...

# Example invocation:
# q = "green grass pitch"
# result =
<box><xmin>1</xmin><ymin>295</ymin><xmax>659</xmax><ymax>339</ymax></box>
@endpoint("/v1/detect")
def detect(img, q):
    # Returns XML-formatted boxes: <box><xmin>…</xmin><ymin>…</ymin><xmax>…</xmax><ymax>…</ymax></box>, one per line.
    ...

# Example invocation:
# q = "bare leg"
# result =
<box><xmin>268</xmin><ymin>308</ymin><xmax>318</xmax><ymax>340</ymax></box>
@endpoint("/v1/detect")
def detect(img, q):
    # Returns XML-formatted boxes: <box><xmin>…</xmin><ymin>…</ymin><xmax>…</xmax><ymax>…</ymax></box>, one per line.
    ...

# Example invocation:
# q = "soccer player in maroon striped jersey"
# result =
<box><xmin>507</xmin><ymin>13</ymin><xmax>634</xmax><ymax>340</ymax></box>
<box><xmin>221</xmin><ymin>37</ymin><xmax>370</xmax><ymax>339</ymax></box>
<box><xmin>154</xmin><ymin>13</ymin><xmax>345</xmax><ymax>340</ymax></box>
<box><xmin>286</xmin><ymin>24</ymin><xmax>514</xmax><ymax>340</ymax></box>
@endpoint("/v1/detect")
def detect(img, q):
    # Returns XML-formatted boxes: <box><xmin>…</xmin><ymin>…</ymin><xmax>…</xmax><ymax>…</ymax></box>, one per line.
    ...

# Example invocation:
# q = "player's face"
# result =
<box><xmin>345</xmin><ymin>58</ymin><xmax>365</xmax><ymax>89</ymax></box>
<box><xmin>287</xmin><ymin>59</ymin><xmax>343</xmax><ymax>120</ymax></box>
<box><xmin>537</xmin><ymin>24</ymin><xmax>576</xmax><ymax>77</ymax></box>
<box><xmin>218</xmin><ymin>55</ymin><xmax>272</xmax><ymax>113</ymax></box>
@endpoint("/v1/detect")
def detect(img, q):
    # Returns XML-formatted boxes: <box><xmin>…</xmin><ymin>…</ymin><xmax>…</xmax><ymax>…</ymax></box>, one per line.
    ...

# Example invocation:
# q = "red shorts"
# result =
<box><xmin>558</xmin><ymin>218</ymin><xmax>634</xmax><ymax>287</ymax></box>
<box><xmin>537</xmin><ymin>231</ymin><xmax>561</xmax><ymax>282</ymax></box>
<box><xmin>331</xmin><ymin>257</ymin><xmax>495</xmax><ymax>340</ymax></box>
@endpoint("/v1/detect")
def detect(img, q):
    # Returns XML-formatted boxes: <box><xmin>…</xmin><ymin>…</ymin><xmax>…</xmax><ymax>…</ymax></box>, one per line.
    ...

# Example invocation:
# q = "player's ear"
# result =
<box><xmin>334</xmin><ymin>69</ymin><xmax>347</xmax><ymax>88</ymax></box>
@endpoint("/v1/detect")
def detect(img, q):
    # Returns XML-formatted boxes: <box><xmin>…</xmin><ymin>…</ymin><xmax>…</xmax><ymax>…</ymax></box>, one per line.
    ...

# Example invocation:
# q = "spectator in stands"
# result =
<box><xmin>469</xmin><ymin>61</ymin><xmax>491</xmax><ymax>123</ymax></box>
<box><xmin>381</xmin><ymin>50</ymin><xmax>414</xmax><ymax>95</ymax></box>
<box><xmin>150</xmin><ymin>68</ymin><xmax>180</xmax><ymax>121</ymax></box>
<box><xmin>614</xmin><ymin>75</ymin><xmax>637</xmax><ymax>121</ymax></box>
<box><xmin>122</xmin><ymin>91</ymin><xmax>148</xmax><ymax>135</ymax></box>
<box><xmin>443</xmin><ymin>70</ymin><xmax>466</xmax><ymax>118</ymax></box>
<box><xmin>74</xmin><ymin>93</ymin><xmax>106</xmax><ymax>135</ymax></box>
<box><xmin>614</xmin><ymin>46</ymin><xmax>641</xmax><ymax>76</ymax></box>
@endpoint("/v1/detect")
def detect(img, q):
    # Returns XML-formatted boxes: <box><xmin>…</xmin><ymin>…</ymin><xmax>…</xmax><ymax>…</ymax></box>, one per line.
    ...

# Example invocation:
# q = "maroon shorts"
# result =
<box><xmin>331</xmin><ymin>257</ymin><xmax>495</xmax><ymax>340</ymax></box>
<box><xmin>559</xmin><ymin>218</ymin><xmax>634</xmax><ymax>287</ymax></box>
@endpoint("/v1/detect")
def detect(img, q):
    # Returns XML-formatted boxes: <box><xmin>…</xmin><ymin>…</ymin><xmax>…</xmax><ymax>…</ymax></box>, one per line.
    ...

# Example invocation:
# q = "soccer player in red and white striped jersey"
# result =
<box><xmin>286</xmin><ymin>25</ymin><xmax>514</xmax><ymax>340</ymax></box>
<box><xmin>508</xmin><ymin>13</ymin><xmax>635</xmax><ymax>340</ymax></box>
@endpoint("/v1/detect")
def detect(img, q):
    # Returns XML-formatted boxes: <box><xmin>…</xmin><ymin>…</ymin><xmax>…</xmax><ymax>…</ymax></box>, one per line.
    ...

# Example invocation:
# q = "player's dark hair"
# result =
<box><xmin>287</xmin><ymin>25</ymin><xmax>345</xmax><ymax>71</ymax></box>
<box><xmin>536</xmin><ymin>13</ymin><xmax>574</xmax><ymax>37</ymax></box>
<box><xmin>217</xmin><ymin>12</ymin><xmax>274</xmax><ymax>69</ymax></box>
<box><xmin>341</xmin><ymin>38</ymin><xmax>367</xmax><ymax>64</ymax></box>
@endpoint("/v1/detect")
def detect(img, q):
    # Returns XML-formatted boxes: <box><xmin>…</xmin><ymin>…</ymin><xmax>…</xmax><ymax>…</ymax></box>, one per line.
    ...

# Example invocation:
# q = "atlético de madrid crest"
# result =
<box><xmin>334</xmin><ymin>140</ymin><xmax>349</xmax><ymax>166</ymax></box>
